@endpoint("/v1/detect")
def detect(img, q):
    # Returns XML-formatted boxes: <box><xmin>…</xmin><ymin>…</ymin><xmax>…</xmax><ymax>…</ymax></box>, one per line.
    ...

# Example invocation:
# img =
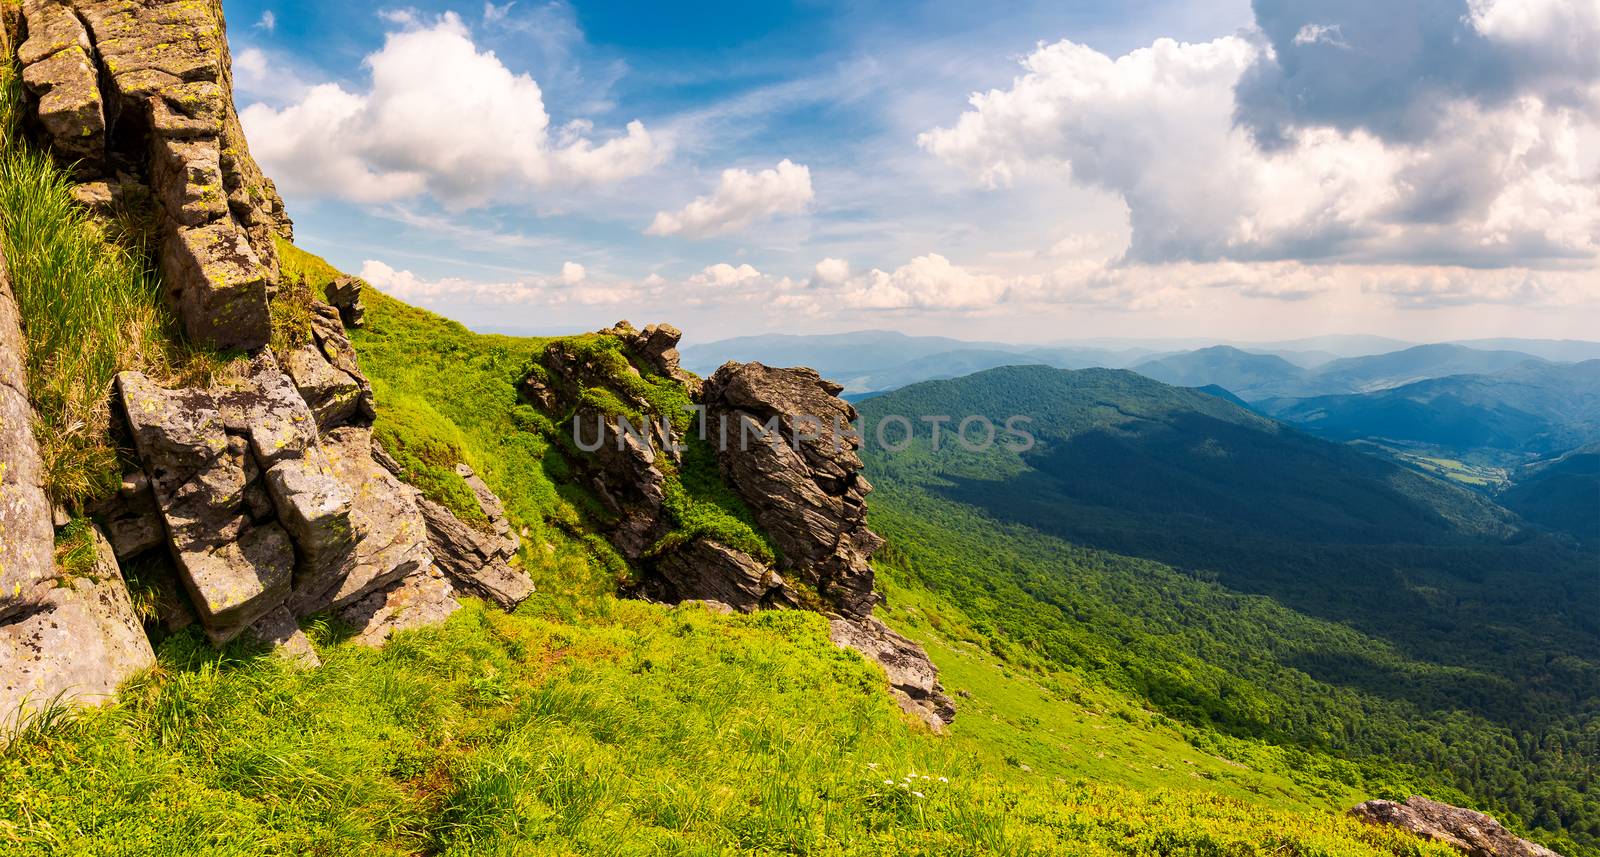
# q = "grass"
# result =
<box><xmin>0</xmin><ymin>25</ymin><xmax>226</xmax><ymax>510</ymax></box>
<box><xmin>0</xmin><ymin>597</ymin><xmax>1461</xmax><ymax>856</ymax></box>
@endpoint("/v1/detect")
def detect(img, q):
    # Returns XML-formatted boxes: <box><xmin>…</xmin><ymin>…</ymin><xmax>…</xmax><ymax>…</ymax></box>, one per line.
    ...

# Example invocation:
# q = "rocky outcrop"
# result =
<box><xmin>285</xmin><ymin>304</ymin><xmax>376</xmax><ymax>430</ymax></box>
<box><xmin>827</xmin><ymin>615</ymin><xmax>956</xmax><ymax>731</ymax></box>
<box><xmin>4</xmin><ymin>1</ymin><xmax>525</xmax><ymax>709</ymax></box>
<box><xmin>17</xmin><ymin>0</ymin><xmax>290</xmax><ymax>351</ymax></box>
<box><xmin>1350</xmin><ymin>797</ymin><xmax>1563</xmax><ymax>857</ymax></box>
<box><xmin>324</xmin><ymin>277</ymin><xmax>366</xmax><ymax>329</ymax></box>
<box><xmin>522</xmin><ymin>329</ymin><xmax>953</xmax><ymax>728</ymax></box>
<box><xmin>114</xmin><ymin>349</ymin><xmax>444</xmax><ymax>647</ymax></box>
<box><xmin>599</xmin><ymin>320</ymin><xmax>698</xmax><ymax>392</ymax></box>
<box><xmin>413</xmin><ymin>463</ymin><xmax>534</xmax><ymax>612</ymax></box>
<box><xmin>702</xmin><ymin>362</ymin><xmax>882</xmax><ymax>620</ymax></box>
<box><xmin>17</xmin><ymin>1</ymin><xmax>104</xmax><ymax>174</ymax></box>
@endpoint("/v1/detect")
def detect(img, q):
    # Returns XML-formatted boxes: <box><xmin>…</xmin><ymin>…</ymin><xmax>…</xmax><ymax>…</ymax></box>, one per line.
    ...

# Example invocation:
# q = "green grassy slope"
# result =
<box><xmin>2</xmin><ymin>601</ymin><xmax>1459</xmax><ymax>856</ymax></box>
<box><xmin>3</xmin><ymin>243</ymin><xmax>1476</xmax><ymax>854</ymax></box>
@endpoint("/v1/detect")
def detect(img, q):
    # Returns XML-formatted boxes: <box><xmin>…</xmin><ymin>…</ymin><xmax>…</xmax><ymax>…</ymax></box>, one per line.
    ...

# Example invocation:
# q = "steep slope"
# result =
<box><xmin>1498</xmin><ymin>445</ymin><xmax>1600</xmax><ymax>541</ymax></box>
<box><xmin>858</xmin><ymin>365</ymin><xmax>1600</xmax><ymax>855</ymax></box>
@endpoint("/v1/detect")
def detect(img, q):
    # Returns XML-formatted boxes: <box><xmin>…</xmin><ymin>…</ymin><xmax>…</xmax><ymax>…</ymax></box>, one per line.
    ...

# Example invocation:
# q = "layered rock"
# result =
<box><xmin>285</xmin><ymin>304</ymin><xmax>376</xmax><ymax>430</ymax></box>
<box><xmin>114</xmin><ymin>347</ymin><xmax>443</xmax><ymax>646</ymax></box>
<box><xmin>17</xmin><ymin>0</ymin><xmax>290</xmax><ymax>351</ymax></box>
<box><xmin>702</xmin><ymin>362</ymin><xmax>881</xmax><ymax>620</ymax></box>
<box><xmin>413</xmin><ymin>463</ymin><xmax>534</xmax><ymax>611</ymax></box>
<box><xmin>1350</xmin><ymin>797</ymin><xmax>1564</xmax><ymax>857</ymax></box>
<box><xmin>654</xmin><ymin>538</ymin><xmax>794</xmax><ymax>614</ymax></box>
<box><xmin>324</xmin><ymin>277</ymin><xmax>366</xmax><ymax>329</ymax></box>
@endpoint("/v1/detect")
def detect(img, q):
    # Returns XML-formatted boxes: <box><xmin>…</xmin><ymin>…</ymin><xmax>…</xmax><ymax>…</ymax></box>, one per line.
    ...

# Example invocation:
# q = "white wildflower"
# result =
<box><xmin>913</xmin><ymin>791</ymin><xmax>925</xmax><ymax>798</ymax></box>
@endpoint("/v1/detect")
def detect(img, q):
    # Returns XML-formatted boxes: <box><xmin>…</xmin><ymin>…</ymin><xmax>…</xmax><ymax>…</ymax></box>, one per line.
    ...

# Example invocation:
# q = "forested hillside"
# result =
<box><xmin>858</xmin><ymin>366</ymin><xmax>1600</xmax><ymax>855</ymax></box>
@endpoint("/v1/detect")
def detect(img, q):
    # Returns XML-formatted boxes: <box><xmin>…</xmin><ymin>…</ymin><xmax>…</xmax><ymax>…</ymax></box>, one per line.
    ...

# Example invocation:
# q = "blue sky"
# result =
<box><xmin>224</xmin><ymin>0</ymin><xmax>1600</xmax><ymax>344</ymax></box>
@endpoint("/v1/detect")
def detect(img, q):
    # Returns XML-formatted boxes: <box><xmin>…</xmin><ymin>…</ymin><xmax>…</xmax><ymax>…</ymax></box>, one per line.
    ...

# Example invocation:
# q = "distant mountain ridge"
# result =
<box><xmin>1259</xmin><ymin>359</ymin><xmax>1600</xmax><ymax>460</ymax></box>
<box><xmin>682</xmin><ymin>330</ymin><xmax>1597</xmax><ymax>400</ymax></box>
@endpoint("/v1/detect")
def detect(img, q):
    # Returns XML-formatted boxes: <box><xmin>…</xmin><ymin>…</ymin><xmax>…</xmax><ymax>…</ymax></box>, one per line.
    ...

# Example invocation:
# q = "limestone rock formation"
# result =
<box><xmin>1350</xmin><ymin>797</ymin><xmax>1563</xmax><ymax>857</ymax></box>
<box><xmin>702</xmin><ymin>362</ymin><xmax>882</xmax><ymax>620</ymax></box>
<box><xmin>17</xmin><ymin>0</ymin><xmax>291</xmax><ymax>351</ymax></box>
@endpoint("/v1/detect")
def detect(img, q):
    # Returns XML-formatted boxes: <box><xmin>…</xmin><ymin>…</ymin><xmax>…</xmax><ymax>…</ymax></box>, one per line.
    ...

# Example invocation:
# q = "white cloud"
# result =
<box><xmin>689</xmin><ymin>263</ymin><xmax>764</xmax><ymax>287</ymax></box>
<box><xmin>359</xmin><ymin>259</ymin><xmax>630</xmax><ymax>306</ymax></box>
<box><xmin>917</xmin><ymin>35</ymin><xmax>1600</xmax><ymax>269</ymax></box>
<box><xmin>811</xmin><ymin>257</ymin><xmax>850</xmax><ymax>286</ymax></box>
<box><xmin>255</xmin><ymin>10</ymin><xmax>276</xmax><ymax>32</ymax></box>
<box><xmin>647</xmin><ymin>159</ymin><xmax>814</xmax><ymax>237</ymax></box>
<box><xmin>832</xmin><ymin>254</ymin><xmax>1011</xmax><ymax>310</ymax></box>
<box><xmin>240</xmin><ymin>13</ymin><xmax>664</xmax><ymax>208</ymax></box>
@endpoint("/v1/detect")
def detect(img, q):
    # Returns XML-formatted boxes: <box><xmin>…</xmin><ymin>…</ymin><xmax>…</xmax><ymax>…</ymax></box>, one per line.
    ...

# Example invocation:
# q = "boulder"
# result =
<box><xmin>1349</xmin><ymin>797</ymin><xmax>1564</xmax><ymax>857</ymax></box>
<box><xmin>702</xmin><ymin>362</ymin><xmax>882</xmax><ymax>619</ymax></box>
<box><xmin>18</xmin><ymin>2</ymin><xmax>104</xmax><ymax>173</ymax></box>
<box><xmin>415</xmin><ymin>463</ymin><xmax>533</xmax><ymax>612</ymax></box>
<box><xmin>175</xmin><ymin>521</ymin><xmax>294</xmax><ymax>642</ymax></box>
<box><xmin>247</xmin><ymin>606</ymin><xmax>319</xmax><ymax>669</ymax></box>
<box><xmin>335</xmin><ymin>568</ymin><xmax>460</xmax><ymax>648</ymax></box>
<box><xmin>289</xmin><ymin>427</ymin><xmax>433</xmax><ymax>613</ymax></box>
<box><xmin>0</xmin><ymin>526</ymin><xmax>156</xmax><ymax>725</ymax></box>
<box><xmin>828</xmin><ymin>615</ymin><xmax>956</xmax><ymax>732</ymax></box>
<box><xmin>324</xmin><ymin>277</ymin><xmax>366</xmax><ymax>329</ymax></box>
<box><xmin>652</xmin><ymin>538</ymin><xmax>793</xmax><ymax>613</ymax></box>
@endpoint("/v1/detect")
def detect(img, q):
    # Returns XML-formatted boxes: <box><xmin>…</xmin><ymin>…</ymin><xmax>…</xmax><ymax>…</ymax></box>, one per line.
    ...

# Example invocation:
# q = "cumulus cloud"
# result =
<box><xmin>918</xmin><ymin>31</ymin><xmax>1600</xmax><ymax>268</ymax></box>
<box><xmin>241</xmin><ymin>13</ymin><xmax>663</xmax><ymax>208</ymax></box>
<box><xmin>811</xmin><ymin>257</ymin><xmax>850</xmax><ymax>286</ymax></box>
<box><xmin>1237</xmin><ymin>0</ymin><xmax>1600</xmax><ymax>145</ymax></box>
<box><xmin>689</xmin><ymin>263</ymin><xmax>764</xmax><ymax>287</ymax></box>
<box><xmin>255</xmin><ymin>10</ymin><xmax>276</xmax><ymax>32</ymax></box>
<box><xmin>647</xmin><ymin>159</ymin><xmax>814</xmax><ymax>237</ymax></box>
